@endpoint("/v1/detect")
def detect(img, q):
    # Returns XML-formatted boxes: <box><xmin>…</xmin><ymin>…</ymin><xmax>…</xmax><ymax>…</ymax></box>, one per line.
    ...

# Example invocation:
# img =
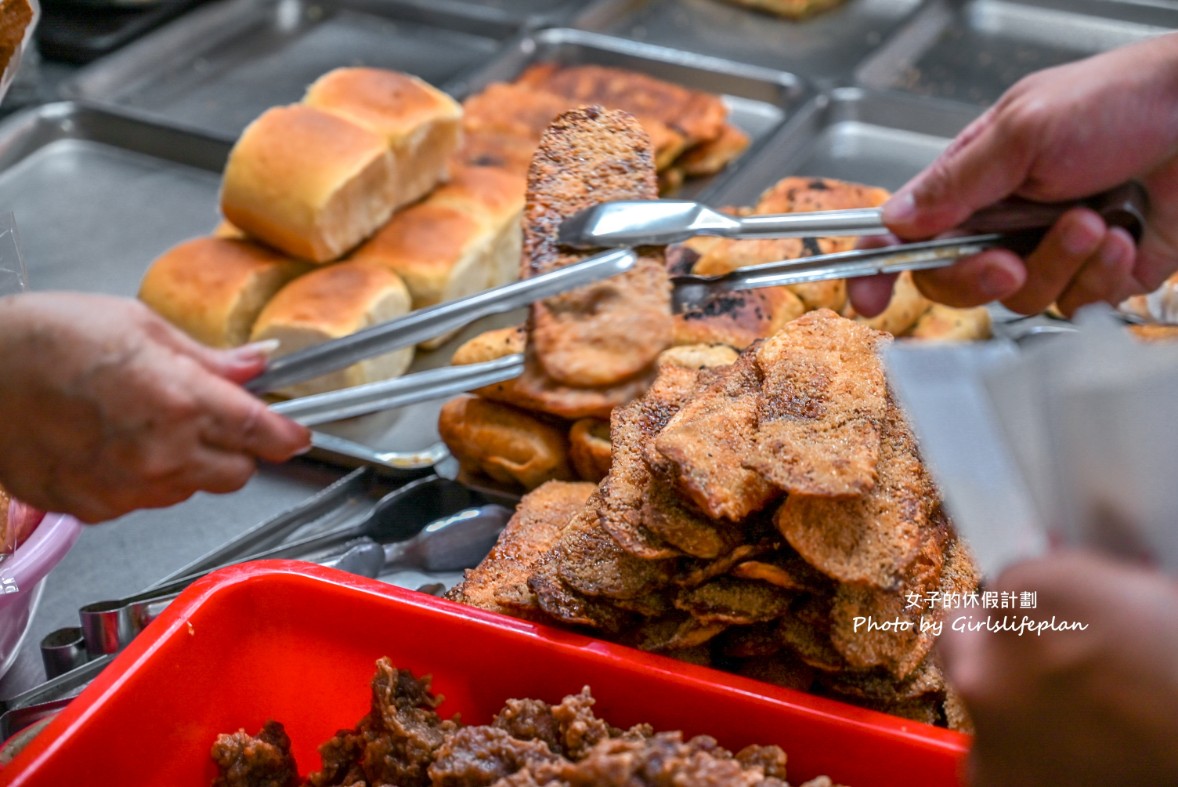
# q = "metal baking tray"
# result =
<box><xmin>857</xmin><ymin>0</ymin><xmax>1178</xmax><ymax>107</ymax></box>
<box><xmin>572</xmin><ymin>0</ymin><xmax>927</xmax><ymax>85</ymax></box>
<box><xmin>447</xmin><ymin>27</ymin><xmax>811</xmax><ymax>200</ymax></box>
<box><xmin>377</xmin><ymin>0</ymin><xmax>585</xmax><ymax>25</ymax></box>
<box><xmin>705</xmin><ymin>86</ymin><xmax>980</xmax><ymax>205</ymax></box>
<box><xmin>60</xmin><ymin>0</ymin><xmax>520</xmax><ymax>140</ymax></box>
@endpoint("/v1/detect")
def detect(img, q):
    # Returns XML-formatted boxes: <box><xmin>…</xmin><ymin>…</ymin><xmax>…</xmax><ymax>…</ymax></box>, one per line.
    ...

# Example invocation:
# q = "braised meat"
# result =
<box><xmin>308</xmin><ymin>658</ymin><xmax>456</xmax><ymax>787</ymax></box>
<box><xmin>213</xmin><ymin>662</ymin><xmax>837</xmax><ymax>786</ymax></box>
<box><xmin>211</xmin><ymin>720</ymin><xmax>299</xmax><ymax>787</ymax></box>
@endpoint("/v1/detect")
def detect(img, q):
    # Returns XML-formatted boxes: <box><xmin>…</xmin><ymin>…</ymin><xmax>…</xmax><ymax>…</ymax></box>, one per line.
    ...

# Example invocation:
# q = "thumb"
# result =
<box><xmin>1133</xmin><ymin>157</ymin><xmax>1178</xmax><ymax>290</ymax></box>
<box><xmin>204</xmin><ymin>340</ymin><xmax>282</xmax><ymax>385</ymax></box>
<box><xmin>884</xmin><ymin>108</ymin><xmax>1033</xmax><ymax>239</ymax></box>
<box><xmin>149</xmin><ymin>315</ymin><xmax>280</xmax><ymax>384</ymax></box>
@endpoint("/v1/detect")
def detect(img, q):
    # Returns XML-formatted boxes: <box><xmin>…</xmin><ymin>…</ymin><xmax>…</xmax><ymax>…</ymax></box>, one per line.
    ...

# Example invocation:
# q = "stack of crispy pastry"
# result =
<box><xmin>450</xmin><ymin>309</ymin><xmax>979</xmax><ymax>730</ymax></box>
<box><xmin>455</xmin><ymin>63</ymin><xmax>750</xmax><ymax>193</ymax></box>
<box><xmin>441</xmin><ymin>176</ymin><xmax>990</xmax><ymax>490</ymax></box>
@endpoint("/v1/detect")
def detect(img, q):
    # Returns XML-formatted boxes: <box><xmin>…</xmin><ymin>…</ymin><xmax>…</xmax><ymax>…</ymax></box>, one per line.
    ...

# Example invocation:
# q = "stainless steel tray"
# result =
<box><xmin>572</xmin><ymin>0</ymin><xmax>927</xmax><ymax>85</ymax></box>
<box><xmin>447</xmin><ymin>27</ymin><xmax>811</xmax><ymax>201</ymax></box>
<box><xmin>706</xmin><ymin>87</ymin><xmax>981</xmax><ymax>205</ymax></box>
<box><xmin>382</xmin><ymin>0</ymin><xmax>585</xmax><ymax>25</ymax></box>
<box><xmin>857</xmin><ymin>0</ymin><xmax>1178</xmax><ymax>106</ymax></box>
<box><xmin>60</xmin><ymin>0</ymin><xmax>520</xmax><ymax>140</ymax></box>
<box><xmin>0</xmin><ymin>102</ymin><xmax>227</xmax><ymax>297</ymax></box>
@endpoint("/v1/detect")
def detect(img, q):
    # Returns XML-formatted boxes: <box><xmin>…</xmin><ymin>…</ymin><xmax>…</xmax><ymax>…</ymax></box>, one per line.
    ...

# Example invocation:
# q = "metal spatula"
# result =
<box><xmin>558</xmin><ymin>182</ymin><xmax>1148</xmax><ymax>249</ymax></box>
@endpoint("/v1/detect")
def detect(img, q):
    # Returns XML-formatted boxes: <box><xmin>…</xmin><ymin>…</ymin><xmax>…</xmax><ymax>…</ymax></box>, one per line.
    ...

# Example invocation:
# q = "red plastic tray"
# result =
<box><xmin>0</xmin><ymin>561</ymin><xmax>968</xmax><ymax>786</ymax></box>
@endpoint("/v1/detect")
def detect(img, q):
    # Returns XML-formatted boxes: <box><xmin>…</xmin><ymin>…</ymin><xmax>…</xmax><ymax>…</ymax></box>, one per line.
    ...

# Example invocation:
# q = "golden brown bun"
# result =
<box><xmin>1129</xmin><ymin>323</ymin><xmax>1178</xmax><ymax>342</ymax></box>
<box><xmin>673</xmin><ymin>286</ymin><xmax>805</xmax><ymax>350</ymax></box>
<box><xmin>438</xmin><ymin>396</ymin><xmax>574</xmax><ymax>490</ymax></box>
<box><xmin>221</xmin><ymin>105</ymin><xmax>394</xmax><ymax>263</ymax></box>
<box><xmin>249</xmin><ymin>259</ymin><xmax>414</xmax><ymax>397</ymax></box>
<box><xmin>677</xmin><ymin>124</ymin><xmax>750</xmax><ymax>177</ymax></box>
<box><xmin>138</xmin><ymin>237</ymin><xmax>310</xmax><ymax>348</ymax></box>
<box><xmin>428</xmin><ymin>163</ymin><xmax>526</xmax><ymax>225</ymax></box>
<box><xmin>845</xmin><ymin>271</ymin><xmax>931</xmax><ymax>336</ymax></box>
<box><xmin>716</xmin><ymin>0</ymin><xmax>847</xmax><ymax>19</ymax></box>
<box><xmin>350</xmin><ymin>164</ymin><xmax>524</xmax><ymax>348</ymax></box>
<box><xmin>304</xmin><ymin>68</ymin><xmax>462</xmax><ymax>210</ymax></box>
<box><xmin>568</xmin><ymin>418</ymin><xmax>611</xmax><ymax>482</ymax></box>
<box><xmin>668</xmin><ymin>243</ymin><xmax>805</xmax><ymax>350</ymax></box>
<box><xmin>451</xmin><ymin>325</ymin><xmax>526</xmax><ymax>366</ymax></box>
<box><xmin>907</xmin><ymin>304</ymin><xmax>992</xmax><ymax>342</ymax></box>
<box><xmin>657</xmin><ymin>343</ymin><xmax>740</xmax><ymax>369</ymax></box>
<box><xmin>211</xmin><ymin>219</ymin><xmax>246</xmax><ymax>240</ymax></box>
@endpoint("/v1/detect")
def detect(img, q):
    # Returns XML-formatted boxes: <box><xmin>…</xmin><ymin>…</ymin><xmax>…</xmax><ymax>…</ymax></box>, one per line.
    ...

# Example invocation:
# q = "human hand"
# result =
<box><xmin>0</xmin><ymin>292</ymin><xmax>310</xmax><ymax>522</ymax></box>
<box><xmin>849</xmin><ymin>32</ymin><xmax>1178</xmax><ymax>318</ymax></box>
<box><xmin>941</xmin><ymin>550</ymin><xmax>1178</xmax><ymax>787</ymax></box>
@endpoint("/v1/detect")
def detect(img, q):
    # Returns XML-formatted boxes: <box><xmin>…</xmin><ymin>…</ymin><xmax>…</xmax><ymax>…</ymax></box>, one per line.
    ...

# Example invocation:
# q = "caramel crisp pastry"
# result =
<box><xmin>713</xmin><ymin>0</ymin><xmax>849</xmax><ymax>20</ymax></box>
<box><xmin>456</xmin><ymin>64</ymin><xmax>749</xmax><ymax>192</ymax></box>
<box><xmin>441</xmin><ymin>176</ymin><xmax>988</xmax><ymax>494</ymax></box>
<box><xmin>211</xmin><ymin>658</ymin><xmax>845</xmax><ymax>787</ymax></box>
<box><xmin>451</xmin><ymin>310</ymin><xmax>979</xmax><ymax>729</ymax></box>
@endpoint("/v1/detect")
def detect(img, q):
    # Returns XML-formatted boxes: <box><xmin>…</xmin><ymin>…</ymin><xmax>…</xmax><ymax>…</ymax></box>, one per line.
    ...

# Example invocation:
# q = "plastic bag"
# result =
<box><xmin>0</xmin><ymin>214</ymin><xmax>43</xmax><ymax>561</ymax></box>
<box><xmin>0</xmin><ymin>213</ymin><xmax>28</xmax><ymax>296</ymax></box>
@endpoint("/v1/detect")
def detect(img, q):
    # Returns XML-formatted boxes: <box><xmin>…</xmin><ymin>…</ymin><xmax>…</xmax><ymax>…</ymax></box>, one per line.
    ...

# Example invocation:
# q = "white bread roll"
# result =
<box><xmin>304</xmin><ymin>68</ymin><xmax>462</xmax><ymax>211</ymax></box>
<box><xmin>138</xmin><ymin>237</ymin><xmax>310</xmax><ymax>348</ymax></box>
<box><xmin>220</xmin><ymin>105</ymin><xmax>395</xmax><ymax>263</ymax></box>
<box><xmin>349</xmin><ymin>164</ymin><xmax>524</xmax><ymax>349</ymax></box>
<box><xmin>249</xmin><ymin>259</ymin><xmax>414</xmax><ymax>398</ymax></box>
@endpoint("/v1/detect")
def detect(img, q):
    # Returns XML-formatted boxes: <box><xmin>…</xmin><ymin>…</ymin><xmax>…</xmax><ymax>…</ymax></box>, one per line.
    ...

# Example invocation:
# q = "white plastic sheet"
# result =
<box><xmin>886</xmin><ymin>309</ymin><xmax>1178</xmax><ymax>578</ymax></box>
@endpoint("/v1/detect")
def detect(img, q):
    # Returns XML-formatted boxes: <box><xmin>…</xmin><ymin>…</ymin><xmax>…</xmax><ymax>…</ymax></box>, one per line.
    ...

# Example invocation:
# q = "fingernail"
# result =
<box><xmin>980</xmin><ymin>261</ymin><xmax>1018</xmax><ymax>298</ymax></box>
<box><xmin>882</xmin><ymin>191</ymin><xmax>916</xmax><ymax>227</ymax></box>
<box><xmin>1099</xmin><ymin>240</ymin><xmax>1126</xmax><ymax>269</ymax></box>
<box><xmin>1061</xmin><ymin>218</ymin><xmax>1100</xmax><ymax>257</ymax></box>
<box><xmin>231</xmin><ymin>338</ymin><xmax>281</xmax><ymax>360</ymax></box>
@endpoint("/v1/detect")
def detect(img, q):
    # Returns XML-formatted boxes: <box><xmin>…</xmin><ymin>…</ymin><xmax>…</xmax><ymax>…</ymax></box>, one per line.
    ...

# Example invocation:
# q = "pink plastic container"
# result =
<box><xmin>0</xmin><ymin>513</ymin><xmax>82</xmax><ymax>677</ymax></box>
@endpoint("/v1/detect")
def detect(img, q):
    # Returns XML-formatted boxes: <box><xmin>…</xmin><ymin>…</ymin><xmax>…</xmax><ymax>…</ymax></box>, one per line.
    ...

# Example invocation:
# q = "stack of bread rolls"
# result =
<box><xmin>140</xmin><ymin>67</ymin><xmax>529</xmax><ymax>398</ymax></box>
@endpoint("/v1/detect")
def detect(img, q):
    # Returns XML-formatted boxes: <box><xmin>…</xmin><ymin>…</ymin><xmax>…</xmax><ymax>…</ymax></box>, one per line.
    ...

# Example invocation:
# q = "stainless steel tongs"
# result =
<box><xmin>247</xmin><ymin>248</ymin><xmax>637</xmax><ymax>396</ymax></box>
<box><xmin>556</xmin><ymin>182</ymin><xmax>1148</xmax><ymax>249</ymax></box>
<box><xmin>253</xmin><ymin>184</ymin><xmax>1147</xmax><ymax>425</ymax></box>
<box><xmin>249</xmin><ymin>250</ymin><xmax>635</xmax><ymax>427</ymax></box>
